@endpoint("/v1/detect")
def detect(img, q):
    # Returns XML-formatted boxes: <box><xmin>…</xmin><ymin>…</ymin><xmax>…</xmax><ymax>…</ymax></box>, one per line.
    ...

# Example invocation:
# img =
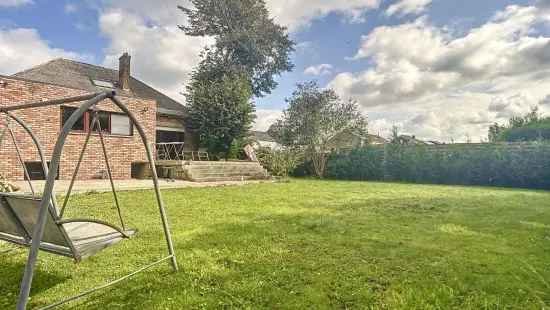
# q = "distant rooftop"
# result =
<box><xmin>13</xmin><ymin>58</ymin><xmax>185</xmax><ymax>115</ymax></box>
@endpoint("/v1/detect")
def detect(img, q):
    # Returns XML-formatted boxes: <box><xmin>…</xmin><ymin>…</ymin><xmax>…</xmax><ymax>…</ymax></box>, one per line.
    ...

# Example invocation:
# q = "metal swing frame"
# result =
<box><xmin>0</xmin><ymin>91</ymin><xmax>178</xmax><ymax>310</ymax></box>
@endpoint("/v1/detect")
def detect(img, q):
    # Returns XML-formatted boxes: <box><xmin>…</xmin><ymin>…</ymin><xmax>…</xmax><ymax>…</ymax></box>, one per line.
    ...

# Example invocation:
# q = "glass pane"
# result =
<box><xmin>89</xmin><ymin>111</ymin><xmax>110</xmax><ymax>132</ymax></box>
<box><xmin>62</xmin><ymin>107</ymin><xmax>85</xmax><ymax>131</ymax></box>
<box><xmin>111</xmin><ymin>114</ymin><xmax>132</xmax><ymax>136</ymax></box>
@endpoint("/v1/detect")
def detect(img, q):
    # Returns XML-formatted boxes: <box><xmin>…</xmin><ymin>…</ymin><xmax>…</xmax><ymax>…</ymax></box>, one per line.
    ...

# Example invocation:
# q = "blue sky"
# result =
<box><xmin>1</xmin><ymin>0</ymin><xmax>550</xmax><ymax>141</ymax></box>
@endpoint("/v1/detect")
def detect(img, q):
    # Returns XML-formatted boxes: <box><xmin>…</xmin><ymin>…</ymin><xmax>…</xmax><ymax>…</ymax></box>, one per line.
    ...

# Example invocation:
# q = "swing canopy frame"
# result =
<box><xmin>0</xmin><ymin>91</ymin><xmax>178</xmax><ymax>310</ymax></box>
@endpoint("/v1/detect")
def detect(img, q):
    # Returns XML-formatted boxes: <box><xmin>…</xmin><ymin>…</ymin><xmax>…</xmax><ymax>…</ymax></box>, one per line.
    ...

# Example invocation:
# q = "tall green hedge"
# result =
<box><xmin>326</xmin><ymin>143</ymin><xmax>550</xmax><ymax>190</ymax></box>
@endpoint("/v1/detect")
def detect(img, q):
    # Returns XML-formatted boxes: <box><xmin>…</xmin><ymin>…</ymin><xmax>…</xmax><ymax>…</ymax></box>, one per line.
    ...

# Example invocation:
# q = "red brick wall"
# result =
<box><xmin>0</xmin><ymin>77</ymin><xmax>156</xmax><ymax>180</ymax></box>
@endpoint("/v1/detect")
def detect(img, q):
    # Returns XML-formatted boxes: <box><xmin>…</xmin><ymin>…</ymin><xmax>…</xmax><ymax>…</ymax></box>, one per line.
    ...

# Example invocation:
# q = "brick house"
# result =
<box><xmin>0</xmin><ymin>54</ymin><xmax>197</xmax><ymax>181</ymax></box>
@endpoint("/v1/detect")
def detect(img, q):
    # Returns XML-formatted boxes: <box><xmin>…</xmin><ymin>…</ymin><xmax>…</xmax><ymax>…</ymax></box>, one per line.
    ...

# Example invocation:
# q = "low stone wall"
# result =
<box><xmin>152</xmin><ymin>161</ymin><xmax>270</xmax><ymax>182</ymax></box>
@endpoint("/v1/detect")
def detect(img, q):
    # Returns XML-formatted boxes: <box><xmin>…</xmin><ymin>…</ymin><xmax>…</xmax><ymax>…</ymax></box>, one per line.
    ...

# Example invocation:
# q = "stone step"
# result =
<box><xmin>190</xmin><ymin>176</ymin><xmax>268</xmax><ymax>182</ymax></box>
<box><xmin>157</xmin><ymin>161</ymin><xmax>270</xmax><ymax>182</ymax></box>
<box><xmin>186</xmin><ymin>167</ymin><xmax>267</xmax><ymax>173</ymax></box>
<box><xmin>184</xmin><ymin>161</ymin><xmax>260</xmax><ymax>166</ymax></box>
<box><xmin>188</xmin><ymin>173</ymin><xmax>269</xmax><ymax>179</ymax></box>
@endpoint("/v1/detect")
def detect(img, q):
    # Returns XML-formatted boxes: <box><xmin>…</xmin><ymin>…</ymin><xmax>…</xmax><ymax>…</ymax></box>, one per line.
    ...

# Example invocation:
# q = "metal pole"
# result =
<box><xmin>38</xmin><ymin>255</ymin><xmax>174</xmax><ymax>310</ymax></box>
<box><xmin>59</xmin><ymin>116</ymin><xmax>96</xmax><ymax>218</ymax></box>
<box><xmin>7</xmin><ymin>126</ymin><xmax>35</xmax><ymax>196</ymax></box>
<box><xmin>94</xmin><ymin>114</ymin><xmax>126</xmax><ymax>231</ymax></box>
<box><xmin>6</xmin><ymin>112</ymin><xmax>59</xmax><ymax>212</ymax></box>
<box><xmin>16</xmin><ymin>92</ymin><xmax>111</xmax><ymax>310</ymax></box>
<box><xmin>0</xmin><ymin>93</ymin><xmax>101</xmax><ymax>113</ymax></box>
<box><xmin>109</xmin><ymin>96</ymin><xmax>178</xmax><ymax>272</ymax></box>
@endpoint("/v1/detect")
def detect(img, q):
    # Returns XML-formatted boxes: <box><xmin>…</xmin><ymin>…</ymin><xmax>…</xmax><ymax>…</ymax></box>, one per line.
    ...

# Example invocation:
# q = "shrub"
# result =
<box><xmin>326</xmin><ymin>147</ymin><xmax>384</xmax><ymax>180</ymax></box>
<box><xmin>325</xmin><ymin>143</ymin><xmax>550</xmax><ymax>190</ymax></box>
<box><xmin>257</xmin><ymin>148</ymin><xmax>304</xmax><ymax>177</ymax></box>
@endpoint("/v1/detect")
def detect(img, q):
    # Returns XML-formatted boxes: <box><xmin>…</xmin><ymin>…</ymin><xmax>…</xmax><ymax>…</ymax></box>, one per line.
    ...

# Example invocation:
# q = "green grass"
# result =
<box><xmin>1</xmin><ymin>180</ymin><xmax>550</xmax><ymax>309</ymax></box>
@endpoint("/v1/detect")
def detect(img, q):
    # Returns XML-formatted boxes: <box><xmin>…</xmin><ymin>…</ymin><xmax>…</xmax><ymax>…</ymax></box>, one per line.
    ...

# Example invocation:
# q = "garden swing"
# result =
<box><xmin>0</xmin><ymin>91</ymin><xmax>178</xmax><ymax>310</ymax></box>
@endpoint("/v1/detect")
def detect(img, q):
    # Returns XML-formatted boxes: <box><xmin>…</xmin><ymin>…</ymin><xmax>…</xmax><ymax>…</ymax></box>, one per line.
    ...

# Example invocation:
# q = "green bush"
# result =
<box><xmin>326</xmin><ymin>148</ymin><xmax>384</xmax><ymax>180</ymax></box>
<box><xmin>257</xmin><ymin>148</ymin><xmax>304</xmax><ymax>177</ymax></box>
<box><xmin>325</xmin><ymin>143</ymin><xmax>550</xmax><ymax>190</ymax></box>
<box><xmin>499</xmin><ymin>121</ymin><xmax>550</xmax><ymax>142</ymax></box>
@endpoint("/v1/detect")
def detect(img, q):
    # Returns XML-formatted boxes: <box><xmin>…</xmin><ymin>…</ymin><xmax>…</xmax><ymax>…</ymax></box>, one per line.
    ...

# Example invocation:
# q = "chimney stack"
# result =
<box><xmin>119</xmin><ymin>52</ymin><xmax>131</xmax><ymax>90</ymax></box>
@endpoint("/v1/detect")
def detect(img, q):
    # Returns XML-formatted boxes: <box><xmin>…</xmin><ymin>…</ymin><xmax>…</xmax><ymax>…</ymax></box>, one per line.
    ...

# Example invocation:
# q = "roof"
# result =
<box><xmin>367</xmin><ymin>134</ymin><xmax>388</xmax><ymax>144</ymax></box>
<box><xmin>13</xmin><ymin>58</ymin><xmax>185</xmax><ymax>115</ymax></box>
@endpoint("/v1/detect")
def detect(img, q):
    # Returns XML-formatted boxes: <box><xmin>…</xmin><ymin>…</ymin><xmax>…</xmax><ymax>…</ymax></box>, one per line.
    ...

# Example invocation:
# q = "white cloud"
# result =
<box><xmin>94</xmin><ymin>0</ymin><xmax>383</xmax><ymax>104</ymax></box>
<box><xmin>304</xmin><ymin>64</ymin><xmax>334</xmax><ymax>76</ymax></box>
<box><xmin>98</xmin><ymin>3</ymin><xmax>212</xmax><ymax>103</ymax></box>
<box><xmin>329</xmin><ymin>5</ymin><xmax>550</xmax><ymax>142</ymax></box>
<box><xmin>265</xmin><ymin>0</ymin><xmax>381</xmax><ymax>31</ymax></box>
<box><xmin>0</xmin><ymin>28</ymin><xmax>86</xmax><ymax>75</ymax></box>
<box><xmin>64</xmin><ymin>3</ymin><xmax>78</xmax><ymax>14</ymax></box>
<box><xmin>386</xmin><ymin>0</ymin><xmax>433</xmax><ymax>17</ymax></box>
<box><xmin>254</xmin><ymin>109</ymin><xmax>283</xmax><ymax>132</ymax></box>
<box><xmin>0</xmin><ymin>0</ymin><xmax>32</xmax><ymax>7</ymax></box>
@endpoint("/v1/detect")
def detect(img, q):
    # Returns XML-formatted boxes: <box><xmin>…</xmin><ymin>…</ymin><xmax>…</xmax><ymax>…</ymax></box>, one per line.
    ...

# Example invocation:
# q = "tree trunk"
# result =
<box><xmin>311</xmin><ymin>151</ymin><xmax>328</xmax><ymax>178</ymax></box>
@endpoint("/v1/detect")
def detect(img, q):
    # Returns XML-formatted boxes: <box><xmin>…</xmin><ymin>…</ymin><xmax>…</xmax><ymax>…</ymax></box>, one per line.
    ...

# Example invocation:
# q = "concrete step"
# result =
<box><xmin>190</xmin><ymin>176</ymin><xmax>269</xmax><ymax>182</ymax></box>
<box><xmin>157</xmin><ymin>160</ymin><xmax>270</xmax><ymax>182</ymax></box>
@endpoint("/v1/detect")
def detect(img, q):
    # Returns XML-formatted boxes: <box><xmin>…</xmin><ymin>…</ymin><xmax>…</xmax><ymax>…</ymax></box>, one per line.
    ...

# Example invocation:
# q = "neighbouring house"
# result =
<box><xmin>252</xmin><ymin>131</ymin><xmax>282</xmax><ymax>150</ymax></box>
<box><xmin>0</xmin><ymin>54</ymin><xmax>199</xmax><ymax>181</ymax></box>
<box><xmin>326</xmin><ymin>129</ymin><xmax>388</xmax><ymax>151</ymax></box>
<box><xmin>394</xmin><ymin>135</ymin><xmax>427</xmax><ymax>145</ymax></box>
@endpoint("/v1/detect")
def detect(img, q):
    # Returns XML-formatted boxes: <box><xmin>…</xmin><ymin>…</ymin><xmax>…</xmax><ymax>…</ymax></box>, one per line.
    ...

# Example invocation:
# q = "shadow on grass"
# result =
<box><xmin>0</xmin><ymin>258</ymin><xmax>70</xmax><ymax>308</ymax></box>
<box><xmin>58</xmin><ymin>211</ymin><xmax>455</xmax><ymax>309</ymax></box>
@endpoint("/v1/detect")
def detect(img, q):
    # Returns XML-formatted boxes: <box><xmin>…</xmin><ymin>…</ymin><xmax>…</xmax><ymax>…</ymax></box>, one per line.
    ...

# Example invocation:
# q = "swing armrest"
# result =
<box><xmin>56</xmin><ymin>218</ymin><xmax>134</xmax><ymax>239</ymax></box>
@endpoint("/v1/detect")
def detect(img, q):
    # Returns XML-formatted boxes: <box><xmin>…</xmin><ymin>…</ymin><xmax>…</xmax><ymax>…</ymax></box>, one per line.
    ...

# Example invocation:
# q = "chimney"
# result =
<box><xmin>118</xmin><ymin>52</ymin><xmax>131</xmax><ymax>90</ymax></box>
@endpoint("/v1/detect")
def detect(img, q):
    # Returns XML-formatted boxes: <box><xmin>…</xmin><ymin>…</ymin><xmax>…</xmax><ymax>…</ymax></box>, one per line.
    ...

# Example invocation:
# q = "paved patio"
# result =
<box><xmin>13</xmin><ymin>179</ymin><xmax>267</xmax><ymax>194</ymax></box>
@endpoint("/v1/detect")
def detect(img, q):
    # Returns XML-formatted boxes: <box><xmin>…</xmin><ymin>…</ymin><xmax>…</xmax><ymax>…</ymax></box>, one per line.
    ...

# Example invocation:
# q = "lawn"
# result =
<box><xmin>1</xmin><ymin>180</ymin><xmax>549</xmax><ymax>309</ymax></box>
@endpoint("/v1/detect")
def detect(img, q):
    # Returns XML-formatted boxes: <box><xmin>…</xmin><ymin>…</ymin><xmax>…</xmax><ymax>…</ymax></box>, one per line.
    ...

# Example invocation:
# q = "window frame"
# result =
<box><xmin>60</xmin><ymin>106</ymin><xmax>133</xmax><ymax>137</ymax></box>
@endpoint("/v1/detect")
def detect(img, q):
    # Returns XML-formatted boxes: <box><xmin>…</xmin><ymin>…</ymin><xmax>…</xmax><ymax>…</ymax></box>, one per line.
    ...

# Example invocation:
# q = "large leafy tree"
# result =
<box><xmin>185</xmin><ymin>54</ymin><xmax>255</xmax><ymax>157</ymax></box>
<box><xmin>271</xmin><ymin>81</ymin><xmax>369</xmax><ymax>177</ymax></box>
<box><xmin>179</xmin><ymin>0</ymin><xmax>295</xmax><ymax>97</ymax></box>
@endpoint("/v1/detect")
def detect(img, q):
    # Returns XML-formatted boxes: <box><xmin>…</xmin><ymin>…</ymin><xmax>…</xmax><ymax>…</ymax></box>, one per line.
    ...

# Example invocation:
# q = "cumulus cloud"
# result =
<box><xmin>489</xmin><ymin>93</ymin><xmax>535</xmax><ymax>119</ymax></box>
<box><xmin>540</xmin><ymin>94</ymin><xmax>550</xmax><ymax>105</ymax></box>
<box><xmin>329</xmin><ymin>5</ymin><xmax>550</xmax><ymax>142</ymax></box>
<box><xmin>97</xmin><ymin>1</ymin><xmax>211</xmax><ymax>103</ymax></box>
<box><xmin>64</xmin><ymin>3</ymin><xmax>78</xmax><ymax>14</ymax></box>
<box><xmin>0</xmin><ymin>28</ymin><xmax>86</xmax><ymax>75</ymax></box>
<box><xmin>386</xmin><ymin>0</ymin><xmax>433</xmax><ymax>17</ymax></box>
<box><xmin>254</xmin><ymin>109</ymin><xmax>283</xmax><ymax>131</ymax></box>
<box><xmin>265</xmin><ymin>0</ymin><xmax>381</xmax><ymax>31</ymax></box>
<box><xmin>0</xmin><ymin>0</ymin><xmax>33</xmax><ymax>7</ymax></box>
<box><xmin>304</xmin><ymin>64</ymin><xmax>334</xmax><ymax>76</ymax></box>
<box><xmin>93</xmin><ymin>0</ymin><xmax>382</xmax><ymax>103</ymax></box>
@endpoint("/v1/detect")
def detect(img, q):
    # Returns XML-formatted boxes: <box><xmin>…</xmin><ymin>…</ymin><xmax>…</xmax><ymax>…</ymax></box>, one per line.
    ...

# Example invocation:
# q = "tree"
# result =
<box><xmin>488</xmin><ymin>123</ymin><xmax>505</xmax><ymax>142</ymax></box>
<box><xmin>271</xmin><ymin>81</ymin><xmax>368</xmax><ymax>178</ymax></box>
<box><xmin>185</xmin><ymin>54</ymin><xmax>255</xmax><ymax>157</ymax></box>
<box><xmin>179</xmin><ymin>0</ymin><xmax>295</xmax><ymax>97</ymax></box>
<box><xmin>488</xmin><ymin>107</ymin><xmax>550</xmax><ymax>142</ymax></box>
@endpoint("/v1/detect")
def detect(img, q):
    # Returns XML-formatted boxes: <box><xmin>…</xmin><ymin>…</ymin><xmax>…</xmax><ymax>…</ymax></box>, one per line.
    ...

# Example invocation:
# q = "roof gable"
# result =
<box><xmin>13</xmin><ymin>59</ymin><xmax>185</xmax><ymax>114</ymax></box>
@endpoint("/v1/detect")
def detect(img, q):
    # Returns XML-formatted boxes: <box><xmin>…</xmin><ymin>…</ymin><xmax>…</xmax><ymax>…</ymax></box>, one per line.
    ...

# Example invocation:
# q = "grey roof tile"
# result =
<box><xmin>13</xmin><ymin>58</ymin><xmax>185</xmax><ymax>114</ymax></box>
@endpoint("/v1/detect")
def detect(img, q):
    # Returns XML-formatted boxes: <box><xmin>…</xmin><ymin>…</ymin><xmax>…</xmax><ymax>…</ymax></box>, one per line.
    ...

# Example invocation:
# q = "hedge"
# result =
<box><xmin>326</xmin><ymin>143</ymin><xmax>550</xmax><ymax>190</ymax></box>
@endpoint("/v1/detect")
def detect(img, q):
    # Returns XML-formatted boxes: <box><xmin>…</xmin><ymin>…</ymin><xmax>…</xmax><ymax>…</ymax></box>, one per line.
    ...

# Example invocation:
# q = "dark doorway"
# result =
<box><xmin>156</xmin><ymin>130</ymin><xmax>185</xmax><ymax>143</ymax></box>
<box><xmin>24</xmin><ymin>162</ymin><xmax>59</xmax><ymax>180</ymax></box>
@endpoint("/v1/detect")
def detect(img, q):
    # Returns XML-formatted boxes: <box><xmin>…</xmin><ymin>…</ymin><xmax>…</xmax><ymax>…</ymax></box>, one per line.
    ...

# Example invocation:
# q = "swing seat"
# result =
<box><xmin>0</xmin><ymin>192</ymin><xmax>135</xmax><ymax>262</ymax></box>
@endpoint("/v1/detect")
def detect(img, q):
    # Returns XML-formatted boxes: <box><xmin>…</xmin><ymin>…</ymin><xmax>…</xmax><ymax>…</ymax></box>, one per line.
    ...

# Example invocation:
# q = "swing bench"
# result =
<box><xmin>0</xmin><ymin>91</ymin><xmax>178</xmax><ymax>310</ymax></box>
<box><xmin>0</xmin><ymin>192</ymin><xmax>136</xmax><ymax>261</ymax></box>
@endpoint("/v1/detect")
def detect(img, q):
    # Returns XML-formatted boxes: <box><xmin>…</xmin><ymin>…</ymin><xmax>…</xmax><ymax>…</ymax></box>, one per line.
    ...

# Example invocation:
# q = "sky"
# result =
<box><xmin>1</xmin><ymin>0</ymin><xmax>550</xmax><ymax>142</ymax></box>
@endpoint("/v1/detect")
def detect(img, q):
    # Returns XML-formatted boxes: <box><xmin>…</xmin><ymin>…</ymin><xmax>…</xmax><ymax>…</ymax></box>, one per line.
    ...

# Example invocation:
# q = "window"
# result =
<box><xmin>89</xmin><ymin>111</ymin><xmax>110</xmax><ymax>132</ymax></box>
<box><xmin>24</xmin><ymin>162</ymin><xmax>59</xmax><ymax>180</ymax></box>
<box><xmin>61</xmin><ymin>107</ymin><xmax>133</xmax><ymax>136</ymax></box>
<box><xmin>156</xmin><ymin>130</ymin><xmax>185</xmax><ymax>143</ymax></box>
<box><xmin>111</xmin><ymin>114</ymin><xmax>132</xmax><ymax>136</ymax></box>
<box><xmin>62</xmin><ymin>107</ymin><xmax>85</xmax><ymax>131</ymax></box>
<box><xmin>92</xmin><ymin>79</ymin><xmax>115</xmax><ymax>89</ymax></box>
